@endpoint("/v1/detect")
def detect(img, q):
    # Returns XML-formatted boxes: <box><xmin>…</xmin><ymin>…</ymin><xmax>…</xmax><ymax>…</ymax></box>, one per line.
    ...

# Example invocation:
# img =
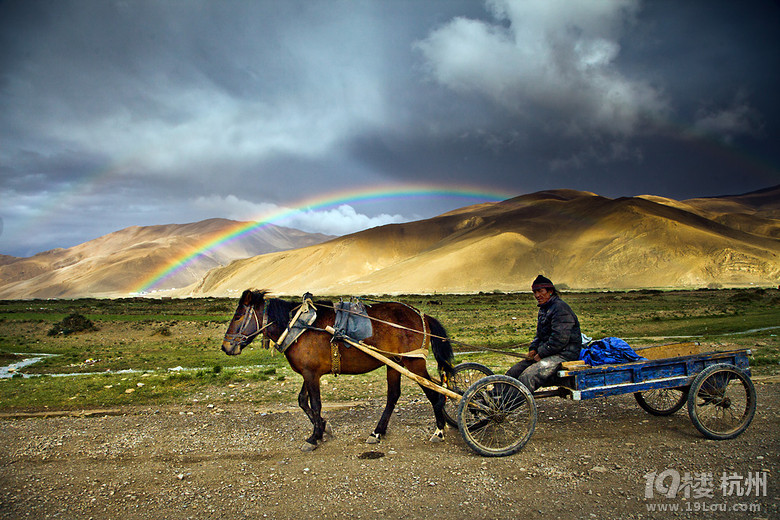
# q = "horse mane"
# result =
<box><xmin>264</xmin><ymin>294</ymin><xmax>333</xmax><ymax>327</ymax></box>
<box><xmin>265</xmin><ymin>296</ymin><xmax>296</xmax><ymax>327</ymax></box>
<box><xmin>248</xmin><ymin>289</ymin><xmax>270</xmax><ymax>307</ymax></box>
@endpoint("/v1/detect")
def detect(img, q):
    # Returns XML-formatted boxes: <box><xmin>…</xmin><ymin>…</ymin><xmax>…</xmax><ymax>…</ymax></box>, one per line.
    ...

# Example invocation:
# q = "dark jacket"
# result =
<box><xmin>530</xmin><ymin>294</ymin><xmax>582</xmax><ymax>361</ymax></box>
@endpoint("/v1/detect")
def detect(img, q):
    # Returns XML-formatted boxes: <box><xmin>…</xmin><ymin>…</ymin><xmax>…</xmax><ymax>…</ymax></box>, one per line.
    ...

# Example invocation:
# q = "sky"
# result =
<box><xmin>1</xmin><ymin>0</ymin><xmax>778</xmax><ymax>257</ymax></box>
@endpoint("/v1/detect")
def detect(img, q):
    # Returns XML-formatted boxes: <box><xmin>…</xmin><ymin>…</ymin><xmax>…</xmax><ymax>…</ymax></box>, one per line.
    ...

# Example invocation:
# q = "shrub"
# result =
<box><xmin>729</xmin><ymin>291</ymin><xmax>764</xmax><ymax>304</ymax></box>
<box><xmin>47</xmin><ymin>313</ymin><xmax>98</xmax><ymax>336</ymax></box>
<box><xmin>154</xmin><ymin>326</ymin><xmax>172</xmax><ymax>337</ymax></box>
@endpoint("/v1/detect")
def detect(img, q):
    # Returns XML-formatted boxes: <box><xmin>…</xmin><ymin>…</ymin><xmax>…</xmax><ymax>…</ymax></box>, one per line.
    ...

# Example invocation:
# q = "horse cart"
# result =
<box><xmin>442</xmin><ymin>343</ymin><xmax>757</xmax><ymax>456</ymax></box>
<box><xmin>222</xmin><ymin>291</ymin><xmax>757</xmax><ymax>457</ymax></box>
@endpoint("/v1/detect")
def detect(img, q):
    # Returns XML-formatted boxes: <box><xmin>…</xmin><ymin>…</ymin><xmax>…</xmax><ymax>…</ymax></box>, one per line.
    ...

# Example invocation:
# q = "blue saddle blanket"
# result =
<box><xmin>579</xmin><ymin>337</ymin><xmax>647</xmax><ymax>366</ymax></box>
<box><xmin>333</xmin><ymin>299</ymin><xmax>373</xmax><ymax>342</ymax></box>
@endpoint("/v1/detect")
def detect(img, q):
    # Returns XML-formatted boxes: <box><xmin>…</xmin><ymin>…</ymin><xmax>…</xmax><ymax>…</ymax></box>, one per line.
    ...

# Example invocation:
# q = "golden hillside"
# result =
<box><xmin>0</xmin><ymin>219</ymin><xmax>333</xmax><ymax>299</ymax></box>
<box><xmin>188</xmin><ymin>187</ymin><xmax>780</xmax><ymax>297</ymax></box>
<box><xmin>1</xmin><ymin>187</ymin><xmax>777</xmax><ymax>299</ymax></box>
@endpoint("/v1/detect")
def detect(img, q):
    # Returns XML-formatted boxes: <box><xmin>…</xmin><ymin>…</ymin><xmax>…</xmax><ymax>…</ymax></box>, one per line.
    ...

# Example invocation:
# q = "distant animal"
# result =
<box><xmin>221</xmin><ymin>289</ymin><xmax>455</xmax><ymax>451</ymax></box>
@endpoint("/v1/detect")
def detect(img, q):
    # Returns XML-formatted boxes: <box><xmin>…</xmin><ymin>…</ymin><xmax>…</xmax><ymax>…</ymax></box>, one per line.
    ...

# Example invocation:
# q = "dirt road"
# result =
<box><xmin>1</xmin><ymin>381</ymin><xmax>778</xmax><ymax>520</ymax></box>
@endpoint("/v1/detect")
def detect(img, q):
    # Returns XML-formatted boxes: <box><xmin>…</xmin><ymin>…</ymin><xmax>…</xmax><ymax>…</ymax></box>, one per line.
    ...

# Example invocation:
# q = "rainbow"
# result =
<box><xmin>133</xmin><ymin>183</ymin><xmax>514</xmax><ymax>293</ymax></box>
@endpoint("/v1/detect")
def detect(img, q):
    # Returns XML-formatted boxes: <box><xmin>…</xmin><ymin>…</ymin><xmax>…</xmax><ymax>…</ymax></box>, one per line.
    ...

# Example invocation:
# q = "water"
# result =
<box><xmin>721</xmin><ymin>326</ymin><xmax>780</xmax><ymax>336</ymax></box>
<box><xmin>0</xmin><ymin>355</ymin><xmax>273</xmax><ymax>378</ymax></box>
<box><xmin>0</xmin><ymin>354</ymin><xmax>57</xmax><ymax>378</ymax></box>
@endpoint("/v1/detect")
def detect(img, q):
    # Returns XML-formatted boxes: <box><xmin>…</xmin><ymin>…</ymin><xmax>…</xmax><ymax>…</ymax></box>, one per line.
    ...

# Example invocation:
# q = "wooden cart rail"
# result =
<box><xmin>555</xmin><ymin>348</ymin><xmax>751</xmax><ymax>400</ymax></box>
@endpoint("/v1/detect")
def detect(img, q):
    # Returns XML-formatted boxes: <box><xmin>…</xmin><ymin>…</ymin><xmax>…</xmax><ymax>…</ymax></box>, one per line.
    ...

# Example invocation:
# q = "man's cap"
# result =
<box><xmin>531</xmin><ymin>275</ymin><xmax>555</xmax><ymax>290</ymax></box>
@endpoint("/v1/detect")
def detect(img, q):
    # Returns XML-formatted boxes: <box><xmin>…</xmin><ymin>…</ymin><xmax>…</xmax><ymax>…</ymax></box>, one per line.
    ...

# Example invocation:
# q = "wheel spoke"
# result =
<box><xmin>635</xmin><ymin>387</ymin><xmax>688</xmax><ymax>416</ymax></box>
<box><xmin>444</xmin><ymin>363</ymin><xmax>493</xmax><ymax>427</ymax></box>
<box><xmin>458</xmin><ymin>375</ymin><xmax>537</xmax><ymax>456</ymax></box>
<box><xmin>688</xmin><ymin>364</ymin><xmax>756</xmax><ymax>440</ymax></box>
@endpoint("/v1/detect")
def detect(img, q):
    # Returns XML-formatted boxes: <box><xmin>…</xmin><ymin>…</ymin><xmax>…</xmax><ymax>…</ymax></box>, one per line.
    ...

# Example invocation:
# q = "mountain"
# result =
<box><xmin>1</xmin><ymin>187</ymin><xmax>777</xmax><ymax>299</ymax></box>
<box><xmin>0</xmin><ymin>219</ymin><xmax>334</xmax><ymax>299</ymax></box>
<box><xmin>639</xmin><ymin>186</ymin><xmax>780</xmax><ymax>240</ymax></box>
<box><xmin>187</xmin><ymin>186</ymin><xmax>780</xmax><ymax>296</ymax></box>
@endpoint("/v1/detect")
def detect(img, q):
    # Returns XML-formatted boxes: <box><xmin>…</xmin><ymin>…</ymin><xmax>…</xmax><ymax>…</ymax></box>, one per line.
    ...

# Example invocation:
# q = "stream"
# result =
<box><xmin>0</xmin><ymin>354</ymin><xmax>58</xmax><ymax>378</ymax></box>
<box><xmin>2</xmin><ymin>326</ymin><xmax>777</xmax><ymax>378</ymax></box>
<box><xmin>0</xmin><ymin>354</ymin><xmax>270</xmax><ymax>379</ymax></box>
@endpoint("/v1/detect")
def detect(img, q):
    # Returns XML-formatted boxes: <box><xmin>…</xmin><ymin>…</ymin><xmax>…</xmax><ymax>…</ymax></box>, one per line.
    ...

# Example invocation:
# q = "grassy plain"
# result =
<box><xmin>0</xmin><ymin>289</ymin><xmax>777</xmax><ymax>412</ymax></box>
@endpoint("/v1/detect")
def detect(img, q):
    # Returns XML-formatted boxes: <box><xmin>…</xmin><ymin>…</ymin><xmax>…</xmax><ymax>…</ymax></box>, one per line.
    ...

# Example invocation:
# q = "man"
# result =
<box><xmin>507</xmin><ymin>275</ymin><xmax>582</xmax><ymax>393</ymax></box>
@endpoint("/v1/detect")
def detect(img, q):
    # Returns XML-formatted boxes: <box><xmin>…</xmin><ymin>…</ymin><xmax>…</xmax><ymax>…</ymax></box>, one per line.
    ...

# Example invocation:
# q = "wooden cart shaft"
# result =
<box><xmin>325</xmin><ymin>326</ymin><xmax>462</xmax><ymax>401</ymax></box>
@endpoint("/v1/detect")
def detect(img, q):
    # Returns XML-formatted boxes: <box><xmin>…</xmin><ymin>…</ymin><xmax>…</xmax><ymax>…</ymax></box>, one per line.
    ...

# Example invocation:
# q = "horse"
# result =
<box><xmin>221</xmin><ymin>289</ymin><xmax>455</xmax><ymax>452</ymax></box>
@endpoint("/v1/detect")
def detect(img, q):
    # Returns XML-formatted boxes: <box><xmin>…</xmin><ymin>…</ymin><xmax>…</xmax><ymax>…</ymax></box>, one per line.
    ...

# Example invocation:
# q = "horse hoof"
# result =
<box><xmin>366</xmin><ymin>434</ymin><xmax>380</xmax><ymax>445</ymax></box>
<box><xmin>324</xmin><ymin>422</ymin><xmax>333</xmax><ymax>437</ymax></box>
<box><xmin>429</xmin><ymin>429</ymin><xmax>445</xmax><ymax>443</ymax></box>
<box><xmin>301</xmin><ymin>441</ymin><xmax>318</xmax><ymax>452</ymax></box>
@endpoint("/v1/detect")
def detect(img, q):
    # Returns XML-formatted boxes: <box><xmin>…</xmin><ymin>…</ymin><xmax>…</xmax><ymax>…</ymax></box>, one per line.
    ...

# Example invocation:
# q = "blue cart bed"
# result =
<box><xmin>449</xmin><ymin>342</ymin><xmax>758</xmax><ymax>457</ymax></box>
<box><xmin>554</xmin><ymin>343</ymin><xmax>751</xmax><ymax>400</ymax></box>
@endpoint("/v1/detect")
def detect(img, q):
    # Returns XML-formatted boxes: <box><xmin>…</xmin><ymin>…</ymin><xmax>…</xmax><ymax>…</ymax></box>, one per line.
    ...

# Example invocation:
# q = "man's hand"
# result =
<box><xmin>526</xmin><ymin>350</ymin><xmax>537</xmax><ymax>361</ymax></box>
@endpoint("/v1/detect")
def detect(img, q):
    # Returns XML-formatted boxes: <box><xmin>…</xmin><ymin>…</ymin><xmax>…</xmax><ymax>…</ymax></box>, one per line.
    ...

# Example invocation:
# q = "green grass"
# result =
<box><xmin>0</xmin><ymin>289</ymin><xmax>777</xmax><ymax>412</ymax></box>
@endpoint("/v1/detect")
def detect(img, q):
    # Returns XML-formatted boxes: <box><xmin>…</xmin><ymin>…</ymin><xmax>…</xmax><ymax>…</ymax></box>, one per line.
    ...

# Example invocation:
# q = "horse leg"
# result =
<box><xmin>408</xmin><ymin>359</ymin><xmax>448</xmax><ymax>442</ymax></box>
<box><xmin>297</xmin><ymin>378</ymin><xmax>322</xmax><ymax>451</ymax></box>
<box><xmin>300</xmin><ymin>375</ymin><xmax>326</xmax><ymax>451</ymax></box>
<box><xmin>298</xmin><ymin>381</ymin><xmax>316</xmax><ymax>425</ymax></box>
<box><xmin>368</xmin><ymin>367</ymin><xmax>401</xmax><ymax>444</ymax></box>
<box><xmin>308</xmin><ymin>378</ymin><xmax>333</xmax><ymax>441</ymax></box>
<box><xmin>420</xmin><ymin>385</ymin><xmax>447</xmax><ymax>442</ymax></box>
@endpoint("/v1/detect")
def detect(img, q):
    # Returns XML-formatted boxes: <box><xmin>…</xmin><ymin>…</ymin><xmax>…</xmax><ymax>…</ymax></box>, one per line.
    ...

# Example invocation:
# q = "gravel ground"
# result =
<box><xmin>1</xmin><ymin>381</ymin><xmax>778</xmax><ymax>520</ymax></box>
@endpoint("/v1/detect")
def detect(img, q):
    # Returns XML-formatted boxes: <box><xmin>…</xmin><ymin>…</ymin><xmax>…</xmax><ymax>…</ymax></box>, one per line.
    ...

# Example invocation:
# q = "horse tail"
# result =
<box><xmin>426</xmin><ymin>316</ymin><xmax>455</xmax><ymax>377</ymax></box>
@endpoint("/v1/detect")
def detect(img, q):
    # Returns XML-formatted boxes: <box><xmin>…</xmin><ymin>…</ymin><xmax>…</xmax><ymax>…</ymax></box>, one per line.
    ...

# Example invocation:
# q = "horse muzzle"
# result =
<box><xmin>222</xmin><ymin>339</ymin><xmax>242</xmax><ymax>356</ymax></box>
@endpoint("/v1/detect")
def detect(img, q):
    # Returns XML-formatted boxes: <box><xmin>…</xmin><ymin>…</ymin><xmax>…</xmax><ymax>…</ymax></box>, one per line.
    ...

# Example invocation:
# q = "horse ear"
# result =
<box><xmin>240</xmin><ymin>289</ymin><xmax>253</xmax><ymax>305</ymax></box>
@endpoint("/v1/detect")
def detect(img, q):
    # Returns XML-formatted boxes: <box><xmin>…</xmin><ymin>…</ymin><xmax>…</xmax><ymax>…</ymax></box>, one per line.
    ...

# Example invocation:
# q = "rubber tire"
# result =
<box><xmin>687</xmin><ymin>363</ymin><xmax>756</xmax><ymax>440</ymax></box>
<box><xmin>634</xmin><ymin>387</ymin><xmax>689</xmax><ymax>416</ymax></box>
<box><xmin>457</xmin><ymin>375</ymin><xmax>536</xmax><ymax>457</ymax></box>
<box><xmin>443</xmin><ymin>362</ymin><xmax>493</xmax><ymax>427</ymax></box>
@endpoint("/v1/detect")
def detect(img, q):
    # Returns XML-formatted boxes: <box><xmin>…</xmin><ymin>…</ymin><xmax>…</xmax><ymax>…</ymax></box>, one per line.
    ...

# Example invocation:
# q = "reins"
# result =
<box><xmin>283</xmin><ymin>297</ymin><xmax>530</xmax><ymax>359</ymax></box>
<box><xmin>225</xmin><ymin>303</ymin><xmax>275</xmax><ymax>345</ymax></box>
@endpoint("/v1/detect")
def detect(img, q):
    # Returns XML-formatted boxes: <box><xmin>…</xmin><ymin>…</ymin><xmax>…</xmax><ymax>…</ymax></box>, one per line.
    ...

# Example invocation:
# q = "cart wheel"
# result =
<box><xmin>443</xmin><ymin>362</ymin><xmax>494</xmax><ymax>427</ymax></box>
<box><xmin>687</xmin><ymin>364</ymin><xmax>756</xmax><ymax>440</ymax></box>
<box><xmin>634</xmin><ymin>387</ymin><xmax>689</xmax><ymax>416</ymax></box>
<box><xmin>457</xmin><ymin>375</ymin><xmax>536</xmax><ymax>457</ymax></box>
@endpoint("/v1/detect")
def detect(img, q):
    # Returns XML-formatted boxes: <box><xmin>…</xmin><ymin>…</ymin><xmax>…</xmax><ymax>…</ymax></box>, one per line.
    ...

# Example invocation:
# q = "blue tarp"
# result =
<box><xmin>579</xmin><ymin>337</ymin><xmax>647</xmax><ymax>366</ymax></box>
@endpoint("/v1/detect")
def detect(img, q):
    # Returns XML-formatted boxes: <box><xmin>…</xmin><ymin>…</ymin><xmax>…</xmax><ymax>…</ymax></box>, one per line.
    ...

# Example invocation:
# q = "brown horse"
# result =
<box><xmin>222</xmin><ymin>289</ymin><xmax>455</xmax><ymax>451</ymax></box>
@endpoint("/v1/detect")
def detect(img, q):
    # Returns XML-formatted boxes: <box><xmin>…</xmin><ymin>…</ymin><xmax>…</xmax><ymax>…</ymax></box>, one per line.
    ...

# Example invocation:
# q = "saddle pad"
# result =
<box><xmin>333</xmin><ymin>300</ymin><xmax>373</xmax><ymax>342</ymax></box>
<box><xmin>277</xmin><ymin>304</ymin><xmax>317</xmax><ymax>353</ymax></box>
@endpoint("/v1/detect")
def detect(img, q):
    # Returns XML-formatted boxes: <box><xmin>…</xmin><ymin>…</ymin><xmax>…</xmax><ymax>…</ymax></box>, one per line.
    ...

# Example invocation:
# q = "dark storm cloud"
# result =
<box><xmin>0</xmin><ymin>0</ymin><xmax>778</xmax><ymax>256</ymax></box>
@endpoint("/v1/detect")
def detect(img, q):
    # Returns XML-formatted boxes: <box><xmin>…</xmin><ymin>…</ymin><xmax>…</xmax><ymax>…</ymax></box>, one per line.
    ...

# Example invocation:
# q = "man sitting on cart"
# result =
<box><xmin>506</xmin><ymin>275</ymin><xmax>582</xmax><ymax>392</ymax></box>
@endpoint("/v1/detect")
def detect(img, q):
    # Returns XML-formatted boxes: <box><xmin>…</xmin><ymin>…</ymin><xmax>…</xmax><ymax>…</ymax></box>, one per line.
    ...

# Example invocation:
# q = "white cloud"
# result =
<box><xmin>3</xmin><ymin>3</ymin><xmax>391</xmax><ymax>183</ymax></box>
<box><xmin>283</xmin><ymin>205</ymin><xmax>405</xmax><ymax>236</ymax></box>
<box><xmin>193</xmin><ymin>194</ymin><xmax>279</xmax><ymax>221</ymax></box>
<box><xmin>193</xmin><ymin>195</ymin><xmax>405</xmax><ymax>236</ymax></box>
<box><xmin>416</xmin><ymin>0</ymin><xmax>667</xmax><ymax>135</ymax></box>
<box><xmin>44</xmin><ymin>86</ymin><xmax>359</xmax><ymax>177</ymax></box>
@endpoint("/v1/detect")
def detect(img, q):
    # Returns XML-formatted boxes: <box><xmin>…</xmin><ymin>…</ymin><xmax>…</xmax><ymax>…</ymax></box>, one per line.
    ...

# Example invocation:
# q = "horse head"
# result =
<box><xmin>222</xmin><ymin>289</ymin><xmax>270</xmax><ymax>355</ymax></box>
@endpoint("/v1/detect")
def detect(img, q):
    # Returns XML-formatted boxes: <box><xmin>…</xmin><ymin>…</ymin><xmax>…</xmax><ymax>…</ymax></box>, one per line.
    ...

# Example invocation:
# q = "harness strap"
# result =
<box><xmin>331</xmin><ymin>342</ymin><xmax>341</xmax><ymax>375</ymax></box>
<box><xmin>357</xmin><ymin>343</ymin><xmax>427</xmax><ymax>360</ymax></box>
<box><xmin>321</xmin><ymin>301</ymin><xmax>430</xmax><ymax>352</ymax></box>
<box><xmin>260</xmin><ymin>305</ymin><xmax>271</xmax><ymax>350</ymax></box>
<box><xmin>225</xmin><ymin>304</ymin><xmax>274</xmax><ymax>345</ymax></box>
<box><xmin>329</xmin><ymin>301</ymin><xmax>530</xmax><ymax>357</ymax></box>
<box><xmin>270</xmin><ymin>296</ymin><xmax>531</xmax><ymax>360</ymax></box>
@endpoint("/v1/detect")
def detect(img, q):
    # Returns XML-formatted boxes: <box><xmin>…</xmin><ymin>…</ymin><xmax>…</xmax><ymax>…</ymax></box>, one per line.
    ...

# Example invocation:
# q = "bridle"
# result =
<box><xmin>224</xmin><ymin>302</ymin><xmax>274</xmax><ymax>349</ymax></box>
